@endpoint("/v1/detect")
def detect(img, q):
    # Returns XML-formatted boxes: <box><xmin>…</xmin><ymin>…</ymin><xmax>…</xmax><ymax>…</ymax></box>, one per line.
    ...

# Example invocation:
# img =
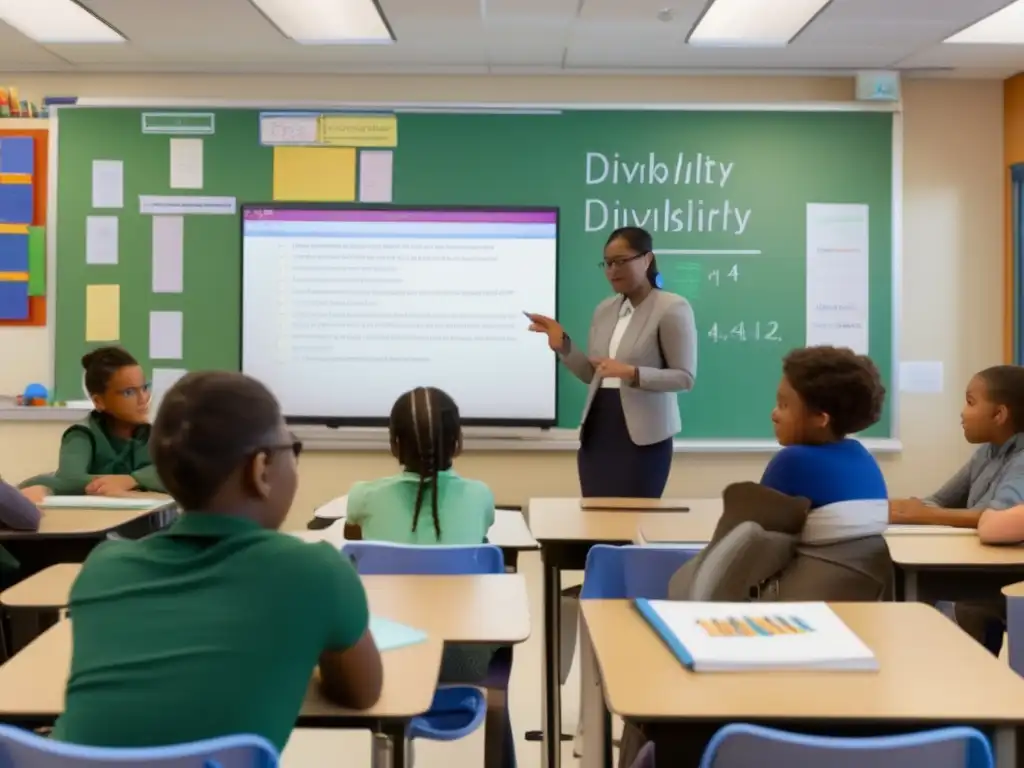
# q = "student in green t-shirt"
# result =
<box><xmin>53</xmin><ymin>371</ymin><xmax>383</xmax><ymax>751</ymax></box>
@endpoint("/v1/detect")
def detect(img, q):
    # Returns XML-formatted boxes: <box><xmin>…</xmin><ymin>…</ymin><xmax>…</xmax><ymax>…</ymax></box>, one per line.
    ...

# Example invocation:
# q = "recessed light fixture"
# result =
<box><xmin>0</xmin><ymin>0</ymin><xmax>124</xmax><ymax>44</ymax></box>
<box><xmin>249</xmin><ymin>0</ymin><xmax>394</xmax><ymax>45</ymax></box>
<box><xmin>945</xmin><ymin>0</ymin><xmax>1024</xmax><ymax>44</ymax></box>
<box><xmin>688</xmin><ymin>0</ymin><xmax>831</xmax><ymax>47</ymax></box>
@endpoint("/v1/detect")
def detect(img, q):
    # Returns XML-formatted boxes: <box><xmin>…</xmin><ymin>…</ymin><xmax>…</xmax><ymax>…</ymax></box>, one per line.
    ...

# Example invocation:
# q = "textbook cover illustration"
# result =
<box><xmin>634</xmin><ymin>600</ymin><xmax>878</xmax><ymax>672</ymax></box>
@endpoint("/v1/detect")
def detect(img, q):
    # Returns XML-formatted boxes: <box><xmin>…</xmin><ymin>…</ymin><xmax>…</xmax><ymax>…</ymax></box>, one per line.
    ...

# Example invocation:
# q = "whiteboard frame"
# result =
<box><xmin>47</xmin><ymin>97</ymin><xmax>903</xmax><ymax>454</ymax></box>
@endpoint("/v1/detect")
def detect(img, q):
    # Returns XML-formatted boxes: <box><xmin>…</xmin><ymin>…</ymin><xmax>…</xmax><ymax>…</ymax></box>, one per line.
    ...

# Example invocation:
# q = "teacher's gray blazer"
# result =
<box><xmin>559</xmin><ymin>290</ymin><xmax>697</xmax><ymax>446</ymax></box>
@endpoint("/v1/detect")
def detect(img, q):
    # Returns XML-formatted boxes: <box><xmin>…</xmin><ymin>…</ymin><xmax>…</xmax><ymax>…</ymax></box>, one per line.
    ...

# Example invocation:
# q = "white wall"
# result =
<box><xmin>0</xmin><ymin>74</ymin><xmax>1003</xmax><ymax>526</ymax></box>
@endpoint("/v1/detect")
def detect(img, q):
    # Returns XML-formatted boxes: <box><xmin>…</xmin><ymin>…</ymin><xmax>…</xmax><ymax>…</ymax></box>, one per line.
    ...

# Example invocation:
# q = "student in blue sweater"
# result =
<box><xmin>761</xmin><ymin>345</ymin><xmax>889</xmax><ymax>539</ymax></box>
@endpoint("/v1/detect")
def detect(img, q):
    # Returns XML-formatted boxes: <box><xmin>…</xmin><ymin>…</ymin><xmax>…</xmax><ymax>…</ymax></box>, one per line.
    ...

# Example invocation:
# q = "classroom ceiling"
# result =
<box><xmin>2</xmin><ymin>0</ymin><xmax>1024</xmax><ymax>78</ymax></box>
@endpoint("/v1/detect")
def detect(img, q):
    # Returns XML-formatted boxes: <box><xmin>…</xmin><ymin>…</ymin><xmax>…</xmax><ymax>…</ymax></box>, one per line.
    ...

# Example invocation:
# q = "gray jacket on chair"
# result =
<box><xmin>559</xmin><ymin>290</ymin><xmax>697</xmax><ymax>445</ymax></box>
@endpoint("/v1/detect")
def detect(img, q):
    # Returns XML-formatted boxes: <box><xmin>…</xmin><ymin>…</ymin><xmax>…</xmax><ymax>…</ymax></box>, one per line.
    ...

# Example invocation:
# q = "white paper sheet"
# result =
<box><xmin>358</xmin><ymin>150</ymin><xmax>394</xmax><ymax>203</ymax></box>
<box><xmin>40</xmin><ymin>496</ymin><xmax>163</xmax><ymax>510</ymax></box>
<box><xmin>91</xmin><ymin>160</ymin><xmax>124</xmax><ymax>209</ymax></box>
<box><xmin>139</xmin><ymin>196</ymin><xmax>236</xmax><ymax>215</ymax></box>
<box><xmin>314</xmin><ymin>495</ymin><xmax>349</xmax><ymax>519</ymax></box>
<box><xmin>149</xmin><ymin>310</ymin><xmax>183</xmax><ymax>360</ymax></box>
<box><xmin>899</xmin><ymin>360</ymin><xmax>944</xmax><ymax>394</ymax></box>
<box><xmin>152</xmin><ymin>215</ymin><xmax>184</xmax><ymax>293</ymax></box>
<box><xmin>260</xmin><ymin>114</ymin><xmax>319</xmax><ymax>146</ymax></box>
<box><xmin>85</xmin><ymin>216</ymin><xmax>119</xmax><ymax>265</ymax></box>
<box><xmin>152</xmin><ymin>367</ymin><xmax>187</xmax><ymax>409</ymax></box>
<box><xmin>169</xmin><ymin>138</ymin><xmax>204</xmax><ymax>190</ymax></box>
<box><xmin>805</xmin><ymin>203</ymin><xmax>870</xmax><ymax>354</ymax></box>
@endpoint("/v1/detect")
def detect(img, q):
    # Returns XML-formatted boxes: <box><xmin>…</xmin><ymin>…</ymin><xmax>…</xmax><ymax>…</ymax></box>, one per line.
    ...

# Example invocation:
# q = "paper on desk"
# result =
<box><xmin>170</xmin><ymin>138</ymin><xmax>204</xmax><ymax>190</ymax></box>
<box><xmin>314</xmin><ymin>494</ymin><xmax>348</xmax><ymax>519</ymax></box>
<box><xmin>370</xmin><ymin>616</ymin><xmax>428</xmax><ymax>652</ymax></box>
<box><xmin>91</xmin><ymin>160</ymin><xmax>123</xmax><ymax>209</ymax></box>
<box><xmin>40</xmin><ymin>496</ymin><xmax>165</xmax><ymax>510</ymax></box>
<box><xmin>289</xmin><ymin>519</ymin><xmax>346</xmax><ymax>549</ymax></box>
<box><xmin>85</xmin><ymin>216</ymin><xmax>119</xmax><ymax>265</ymax></box>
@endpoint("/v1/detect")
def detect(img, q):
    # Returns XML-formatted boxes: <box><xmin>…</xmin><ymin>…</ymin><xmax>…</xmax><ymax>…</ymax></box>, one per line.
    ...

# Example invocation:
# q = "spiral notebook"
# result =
<box><xmin>635</xmin><ymin>599</ymin><xmax>878</xmax><ymax>673</ymax></box>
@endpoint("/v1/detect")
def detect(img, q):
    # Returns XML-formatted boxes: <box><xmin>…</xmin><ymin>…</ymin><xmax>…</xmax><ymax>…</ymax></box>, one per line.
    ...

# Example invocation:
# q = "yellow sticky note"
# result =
<box><xmin>319</xmin><ymin>114</ymin><xmax>397</xmax><ymax>148</ymax></box>
<box><xmin>85</xmin><ymin>284</ymin><xmax>120</xmax><ymax>342</ymax></box>
<box><xmin>0</xmin><ymin>223</ymin><xmax>28</xmax><ymax>235</ymax></box>
<box><xmin>273</xmin><ymin>147</ymin><xmax>356</xmax><ymax>202</ymax></box>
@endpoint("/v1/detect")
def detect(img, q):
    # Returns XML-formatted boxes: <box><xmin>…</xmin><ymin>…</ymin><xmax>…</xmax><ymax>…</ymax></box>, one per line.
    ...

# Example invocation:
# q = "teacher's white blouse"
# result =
<box><xmin>600</xmin><ymin>300</ymin><xmax>634</xmax><ymax>389</ymax></box>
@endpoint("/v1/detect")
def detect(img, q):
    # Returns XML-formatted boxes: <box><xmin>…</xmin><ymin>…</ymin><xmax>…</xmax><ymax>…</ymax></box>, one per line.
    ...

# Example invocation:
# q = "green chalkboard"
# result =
<box><xmin>54</xmin><ymin>107</ymin><xmax>894</xmax><ymax>440</ymax></box>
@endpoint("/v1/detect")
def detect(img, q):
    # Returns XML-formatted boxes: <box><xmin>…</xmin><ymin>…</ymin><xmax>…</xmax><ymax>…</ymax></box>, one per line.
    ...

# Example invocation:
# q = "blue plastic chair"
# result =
<box><xmin>581</xmin><ymin>544</ymin><xmax>702</xmax><ymax>600</ymax></box>
<box><xmin>341</xmin><ymin>542</ymin><xmax>513</xmax><ymax>768</ymax></box>
<box><xmin>698</xmin><ymin>723</ymin><xmax>993</xmax><ymax>768</ymax></box>
<box><xmin>0</xmin><ymin>726</ymin><xmax>278</xmax><ymax>768</ymax></box>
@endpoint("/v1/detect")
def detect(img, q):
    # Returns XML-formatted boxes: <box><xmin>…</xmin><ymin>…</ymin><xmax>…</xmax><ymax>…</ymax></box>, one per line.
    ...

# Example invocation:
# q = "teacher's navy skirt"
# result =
<box><xmin>577</xmin><ymin>389</ymin><xmax>673</xmax><ymax>498</ymax></box>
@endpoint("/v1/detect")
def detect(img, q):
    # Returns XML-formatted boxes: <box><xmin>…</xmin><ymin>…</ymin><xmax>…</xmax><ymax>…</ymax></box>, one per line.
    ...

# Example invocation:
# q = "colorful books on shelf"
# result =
<box><xmin>634</xmin><ymin>599</ymin><xmax>878</xmax><ymax>673</ymax></box>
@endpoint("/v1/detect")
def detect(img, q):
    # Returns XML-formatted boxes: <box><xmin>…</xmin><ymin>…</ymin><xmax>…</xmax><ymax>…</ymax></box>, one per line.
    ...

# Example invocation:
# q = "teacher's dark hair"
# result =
<box><xmin>151</xmin><ymin>371</ymin><xmax>283</xmax><ymax>510</ymax></box>
<box><xmin>606</xmin><ymin>226</ymin><xmax>660</xmax><ymax>288</ymax></box>
<box><xmin>81</xmin><ymin>346</ymin><xmax>137</xmax><ymax>396</ymax></box>
<box><xmin>783</xmin><ymin>345</ymin><xmax>885</xmax><ymax>438</ymax></box>
<box><xmin>389</xmin><ymin>387</ymin><xmax>461</xmax><ymax>538</ymax></box>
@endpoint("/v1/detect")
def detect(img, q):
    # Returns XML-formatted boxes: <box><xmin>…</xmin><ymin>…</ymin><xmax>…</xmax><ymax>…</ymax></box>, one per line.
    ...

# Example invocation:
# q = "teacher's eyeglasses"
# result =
<box><xmin>598</xmin><ymin>252</ymin><xmax>648</xmax><ymax>271</ymax></box>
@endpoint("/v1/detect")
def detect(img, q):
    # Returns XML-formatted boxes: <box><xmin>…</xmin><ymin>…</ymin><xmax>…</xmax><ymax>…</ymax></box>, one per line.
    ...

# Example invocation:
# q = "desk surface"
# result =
<box><xmin>527</xmin><ymin>498</ymin><xmax>722</xmax><ymax>544</ymax></box>
<box><xmin>582</xmin><ymin>600</ymin><xmax>1024</xmax><ymax>722</ymax></box>
<box><xmin>0</xmin><ymin>563</ymin><xmax>80</xmax><ymax>609</ymax></box>
<box><xmin>0</xmin><ymin>506</ymin><xmax>168</xmax><ymax>540</ymax></box>
<box><xmin>0</xmin><ymin>620</ymin><xmax>442</xmax><ymax>721</ymax></box>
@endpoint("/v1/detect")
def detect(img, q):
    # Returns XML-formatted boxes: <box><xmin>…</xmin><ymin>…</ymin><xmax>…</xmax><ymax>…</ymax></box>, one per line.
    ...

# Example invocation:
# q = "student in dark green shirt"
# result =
<box><xmin>53</xmin><ymin>371</ymin><xmax>383</xmax><ymax>751</ymax></box>
<box><xmin>28</xmin><ymin>347</ymin><xmax>164</xmax><ymax>496</ymax></box>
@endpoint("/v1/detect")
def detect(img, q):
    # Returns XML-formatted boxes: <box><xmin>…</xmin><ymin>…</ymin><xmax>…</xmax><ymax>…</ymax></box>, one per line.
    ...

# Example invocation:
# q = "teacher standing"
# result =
<box><xmin>528</xmin><ymin>226</ymin><xmax>698</xmax><ymax>498</ymax></box>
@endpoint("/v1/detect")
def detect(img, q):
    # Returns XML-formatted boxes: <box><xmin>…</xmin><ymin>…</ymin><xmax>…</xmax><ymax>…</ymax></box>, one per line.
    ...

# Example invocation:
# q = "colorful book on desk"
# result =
<box><xmin>370</xmin><ymin>616</ymin><xmax>428</xmax><ymax>652</ymax></box>
<box><xmin>634</xmin><ymin>599</ymin><xmax>878</xmax><ymax>672</ymax></box>
<box><xmin>40</xmin><ymin>496</ymin><xmax>166</xmax><ymax>510</ymax></box>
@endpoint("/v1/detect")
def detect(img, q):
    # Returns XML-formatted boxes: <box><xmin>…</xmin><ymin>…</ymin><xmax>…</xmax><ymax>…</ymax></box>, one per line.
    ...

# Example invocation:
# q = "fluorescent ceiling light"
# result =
<box><xmin>945</xmin><ymin>0</ymin><xmax>1024</xmax><ymax>44</ymax></box>
<box><xmin>688</xmin><ymin>0</ymin><xmax>831</xmax><ymax>47</ymax></box>
<box><xmin>250</xmin><ymin>0</ymin><xmax>394</xmax><ymax>45</ymax></box>
<box><xmin>0</xmin><ymin>0</ymin><xmax>123</xmax><ymax>43</ymax></box>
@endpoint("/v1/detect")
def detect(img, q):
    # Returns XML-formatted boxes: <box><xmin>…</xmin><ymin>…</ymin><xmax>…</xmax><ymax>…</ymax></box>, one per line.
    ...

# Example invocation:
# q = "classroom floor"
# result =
<box><xmin>281</xmin><ymin>549</ymin><xmax>593</xmax><ymax>768</ymax></box>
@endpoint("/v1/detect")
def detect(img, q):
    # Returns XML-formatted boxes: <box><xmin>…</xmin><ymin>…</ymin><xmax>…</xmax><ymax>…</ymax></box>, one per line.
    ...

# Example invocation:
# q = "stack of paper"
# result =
<box><xmin>370</xmin><ymin>616</ymin><xmax>428</xmax><ymax>652</ymax></box>
<box><xmin>635</xmin><ymin>600</ymin><xmax>878</xmax><ymax>672</ymax></box>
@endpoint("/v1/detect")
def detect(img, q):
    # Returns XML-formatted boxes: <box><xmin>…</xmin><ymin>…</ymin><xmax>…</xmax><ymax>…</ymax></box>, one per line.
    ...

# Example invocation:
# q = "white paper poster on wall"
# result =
<box><xmin>91</xmin><ymin>160</ymin><xmax>124</xmax><ymax>209</ymax></box>
<box><xmin>169</xmin><ymin>138</ymin><xmax>204</xmax><ymax>190</ymax></box>
<box><xmin>149</xmin><ymin>310</ymin><xmax>183</xmax><ymax>360</ymax></box>
<box><xmin>85</xmin><ymin>216</ymin><xmax>119</xmax><ymax>265</ymax></box>
<box><xmin>151</xmin><ymin>367</ymin><xmax>188</xmax><ymax>411</ymax></box>
<box><xmin>152</xmin><ymin>215</ymin><xmax>184</xmax><ymax>293</ymax></box>
<box><xmin>805</xmin><ymin>203</ymin><xmax>869</xmax><ymax>354</ymax></box>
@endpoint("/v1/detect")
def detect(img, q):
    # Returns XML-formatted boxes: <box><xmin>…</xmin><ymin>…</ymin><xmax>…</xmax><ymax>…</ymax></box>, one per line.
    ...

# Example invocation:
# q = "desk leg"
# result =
<box><xmin>372</xmin><ymin>727</ymin><xmax>410</xmax><ymax>768</ymax></box>
<box><xmin>903</xmin><ymin>570</ymin><xmax>918</xmax><ymax>602</ymax></box>
<box><xmin>542</xmin><ymin>551</ymin><xmax>562</xmax><ymax>768</ymax></box>
<box><xmin>994</xmin><ymin>726</ymin><xmax>1016</xmax><ymax>768</ymax></box>
<box><xmin>580</xmin><ymin>611</ymin><xmax>611</xmax><ymax>768</ymax></box>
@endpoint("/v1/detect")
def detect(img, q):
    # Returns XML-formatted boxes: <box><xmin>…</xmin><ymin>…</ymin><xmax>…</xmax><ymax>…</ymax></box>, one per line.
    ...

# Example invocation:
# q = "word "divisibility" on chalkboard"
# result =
<box><xmin>585</xmin><ymin>152</ymin><xmax>733</xmax><ymax>187</ymax></box>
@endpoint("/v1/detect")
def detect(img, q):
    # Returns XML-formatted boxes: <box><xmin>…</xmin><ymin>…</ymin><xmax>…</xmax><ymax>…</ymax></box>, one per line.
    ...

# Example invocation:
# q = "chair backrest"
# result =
<box><xmin>699</xmin><ymin>723</ymin><xmax>993</xmax><ymax>768</ymax></box>
<box><xmin>342</xmin><ymin>542</ymin><xmax>505</xmax><ymax>575</ymax></box>
<box><xmin>0</xmin><ymin>726</ymin><xmax>279</xmax><ymax>768</ymax></box>
<box><xmin>580</xmin><ymin>545</ymin><xmax>700</xmax><ymax>600</ymax></box>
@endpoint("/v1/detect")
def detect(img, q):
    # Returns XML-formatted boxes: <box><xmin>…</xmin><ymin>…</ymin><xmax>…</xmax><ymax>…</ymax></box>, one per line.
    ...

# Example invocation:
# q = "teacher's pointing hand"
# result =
<box><xmin>590</xmin><ymin>357</ymin><xmax>636</xmax><ymax>381</ymax></box>
<box><xmin>525</xmin><ymin>313</ymin><xmax>565</xmax><ymax>352</ymax></box>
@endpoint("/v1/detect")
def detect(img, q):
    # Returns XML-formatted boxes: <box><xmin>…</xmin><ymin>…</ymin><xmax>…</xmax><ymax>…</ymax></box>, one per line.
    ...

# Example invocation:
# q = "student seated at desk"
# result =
<box><xmin>889</xmin><ymin>365</ymin><xmax>1024</xmax><ymax>654</ymax></box>
<box><xmin>344</xmin><ymin>386</ymin><xmax>495</xmax><ymax>544</ymax></box>
<box><xmin>22</xmin><ymin>347</ymin><xmax>165</xmax><ymax>496</ymax></box>
<box><xmin>53</xmin><ymin>371</ymin><xmax>383</xmax><ymax>751</ymax></box>
<box><xmin>344</xmin><ymin>386</ymin><xmax>496</xmax><ymax>684</ymax></box>
<box><xmin>761</xmin><ymin>344</ymin><xmax>889</xmax><ymax>534</ymax></box>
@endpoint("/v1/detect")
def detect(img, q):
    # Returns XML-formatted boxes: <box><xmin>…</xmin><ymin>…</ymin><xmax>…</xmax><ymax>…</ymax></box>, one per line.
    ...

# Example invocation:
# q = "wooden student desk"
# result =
<box><xmin>526</xmin><ymin>496</ymin><xmax>721</xmax><ymax>768</ymax></box>
<box><xmin>0</xmin><ymin>573</ymin><xmax>529</xmax><ymax>768</ymax></box>
<box><xmin>579</xmin><ymin>600</ymin><xmax>1024</xmax><ymax>768</ymax></box>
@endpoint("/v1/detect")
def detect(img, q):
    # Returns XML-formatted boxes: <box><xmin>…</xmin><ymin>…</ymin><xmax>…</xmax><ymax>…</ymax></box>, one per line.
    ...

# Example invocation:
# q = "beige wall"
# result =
<box><xmin>0</xmin><ymin>74</ymin><xmax>1004</xmax><ymax>527</ymax></box>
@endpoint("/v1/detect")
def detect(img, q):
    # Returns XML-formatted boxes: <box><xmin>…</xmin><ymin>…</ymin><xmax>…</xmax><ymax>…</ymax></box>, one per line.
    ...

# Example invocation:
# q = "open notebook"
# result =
<box><xmin>635</xmin><ymin>599</ymin><xmax>878</xmax><ymax>673</ymax></box>
<box><xmin>370</xmin><ymin>616</ymin><xmax>428</xmax><ymax>652</ymax></box>
<box><xmin>40</xmin><ymin>496</ymin><xmax>167</xmax><ymax>510</ymax></box>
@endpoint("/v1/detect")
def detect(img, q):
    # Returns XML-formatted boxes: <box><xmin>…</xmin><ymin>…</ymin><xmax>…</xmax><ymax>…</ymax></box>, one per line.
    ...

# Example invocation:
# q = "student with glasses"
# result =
<box><xmin>527</xmin><ymin>226</ymin><xmax>698</xmax><ymax>498</ymax></box>
<box><xmin>53</xmin><ymin>371</ymin><xmax>383</xmax><ymax>751</ymax></box>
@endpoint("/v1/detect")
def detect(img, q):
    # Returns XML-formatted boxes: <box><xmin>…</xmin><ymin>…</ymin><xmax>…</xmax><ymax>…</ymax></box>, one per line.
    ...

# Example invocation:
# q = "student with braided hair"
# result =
<box><xmin>345</xmin><ymin>386</ymin><xmax>495</xmax><ymax>544</ymax></box>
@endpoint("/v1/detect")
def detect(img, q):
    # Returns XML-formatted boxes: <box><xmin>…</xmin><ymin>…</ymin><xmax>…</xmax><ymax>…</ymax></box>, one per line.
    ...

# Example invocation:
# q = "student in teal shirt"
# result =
<box><xmin>345</xmin><ymin>387</ymin><xmax>495</xmax><ymax>544</ymax></box>
<box><xmin>21</xmin><ymin>347</ymin><xmax>164</xmax><ymax>496</ymax></box>
<box><xmin>344</xmin><ymin>387</ymin><xmax>496</xmax><ymax>684</ymax></box>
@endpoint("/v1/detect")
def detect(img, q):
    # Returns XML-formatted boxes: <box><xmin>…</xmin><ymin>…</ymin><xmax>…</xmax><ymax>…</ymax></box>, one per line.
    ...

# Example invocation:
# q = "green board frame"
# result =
<box><xmin>53</xmin><ymin>105</ymin><xmax>897</xmax><ymax>442</ymax></box>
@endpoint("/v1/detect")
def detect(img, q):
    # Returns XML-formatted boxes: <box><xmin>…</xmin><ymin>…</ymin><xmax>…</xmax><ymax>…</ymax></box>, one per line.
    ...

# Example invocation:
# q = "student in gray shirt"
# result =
<box><xmin>890</xmin><ymin>365</ymin><xmax>1024</xmax><ymax>654</ymax></box>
